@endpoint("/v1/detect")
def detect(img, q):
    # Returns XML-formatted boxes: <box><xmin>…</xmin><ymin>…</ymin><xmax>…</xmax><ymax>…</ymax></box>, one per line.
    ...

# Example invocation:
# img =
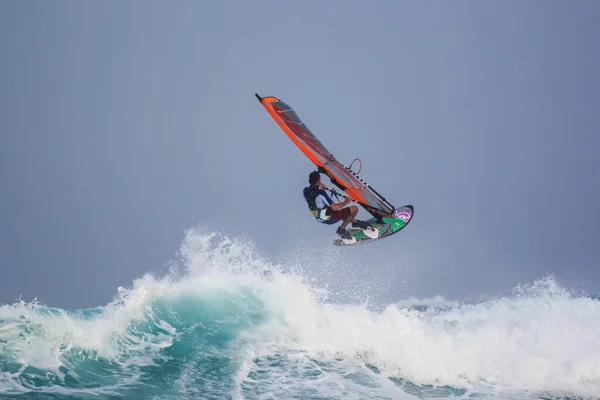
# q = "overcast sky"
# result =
<box><xmin>2</xmin><ymin>1</ymin><xmax>599</xmax><ymax>309</ymax></box>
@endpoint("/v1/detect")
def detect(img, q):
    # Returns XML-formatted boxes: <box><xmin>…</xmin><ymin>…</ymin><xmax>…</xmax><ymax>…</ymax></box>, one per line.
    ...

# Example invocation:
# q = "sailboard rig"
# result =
<box><xmin>255</xmin><ymin>93</ymin><xmax>414</xmax><ymax>246</ymax></box>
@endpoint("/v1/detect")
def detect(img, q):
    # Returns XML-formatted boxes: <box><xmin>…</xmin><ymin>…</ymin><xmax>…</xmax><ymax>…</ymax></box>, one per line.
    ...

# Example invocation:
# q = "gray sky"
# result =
<box><xmin>1</xmin><ymin>1</ymin><xmax>599</xmax><ymax>309</ymax></box>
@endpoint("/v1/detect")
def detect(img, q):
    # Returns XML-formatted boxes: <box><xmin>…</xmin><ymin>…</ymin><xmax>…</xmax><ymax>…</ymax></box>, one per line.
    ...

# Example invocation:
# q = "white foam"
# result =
<box><xmin>256</xmin><ymin>273</ymin><xmax>600</xmax><ymax>398</ymax></box>
<box><xmin>1</xmin><ymin>229</ymin><xmax>598</xmax><ymax>399</ymax></box>
<box><xmin>178</xmin><ymin>231</ymin><xmax>600</xmax><ymax>398</ymax></box>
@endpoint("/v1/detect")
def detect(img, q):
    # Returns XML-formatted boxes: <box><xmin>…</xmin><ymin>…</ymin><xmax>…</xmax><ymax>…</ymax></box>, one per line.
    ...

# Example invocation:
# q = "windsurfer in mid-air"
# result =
<box><xmin>303</xmin><ymin>171</ymin><xmax>372</xmax><ymax>240</ymax></box>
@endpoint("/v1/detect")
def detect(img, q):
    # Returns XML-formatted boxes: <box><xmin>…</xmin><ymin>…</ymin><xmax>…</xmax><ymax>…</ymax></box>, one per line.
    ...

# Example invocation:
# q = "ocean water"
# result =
<box><xmin>1</xmin><ymin>230</ymin><xmax>599</xmax><ymax>400</ymax></box>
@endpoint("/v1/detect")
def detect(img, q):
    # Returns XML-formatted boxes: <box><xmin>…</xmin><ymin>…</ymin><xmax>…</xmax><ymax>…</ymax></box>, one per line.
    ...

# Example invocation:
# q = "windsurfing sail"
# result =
<box><xmin>255</xmin><ymin>94</ymin><xmax>395</xmax><ymax>219</ymax></box>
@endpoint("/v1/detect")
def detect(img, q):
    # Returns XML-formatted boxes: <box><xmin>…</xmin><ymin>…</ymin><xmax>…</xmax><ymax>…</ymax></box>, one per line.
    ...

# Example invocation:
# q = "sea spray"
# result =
<box><xmin>1</xmin><ymin>229</ymin><xmax>598</xmax><ymax>399</ymax></box>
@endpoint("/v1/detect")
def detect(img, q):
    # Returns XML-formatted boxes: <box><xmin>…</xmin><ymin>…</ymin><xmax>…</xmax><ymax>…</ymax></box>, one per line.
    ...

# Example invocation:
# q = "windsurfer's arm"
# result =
<box><xmin>317</xmin><ymin>182</ymin><xmax>352</xmax><ymax>210</ymax></box>
<box><xmin>329</xmin><ymin>197</ymin><xmax>351</xmax><ymax>211</ymax></box>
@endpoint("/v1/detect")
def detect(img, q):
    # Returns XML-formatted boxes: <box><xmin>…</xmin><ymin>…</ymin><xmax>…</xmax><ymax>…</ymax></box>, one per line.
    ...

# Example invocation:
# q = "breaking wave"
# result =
<box><xmin>1</xmin><ymin>230</ymin><xmax>599</xmax><ymax>399</ymax></box>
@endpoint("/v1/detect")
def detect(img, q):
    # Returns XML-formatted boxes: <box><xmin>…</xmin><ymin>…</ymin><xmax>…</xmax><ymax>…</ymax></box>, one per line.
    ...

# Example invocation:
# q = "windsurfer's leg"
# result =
<box><xmin>339</xmin><ymin>206</ymin><xmax>358</xmax><ymax>230</ymax></box>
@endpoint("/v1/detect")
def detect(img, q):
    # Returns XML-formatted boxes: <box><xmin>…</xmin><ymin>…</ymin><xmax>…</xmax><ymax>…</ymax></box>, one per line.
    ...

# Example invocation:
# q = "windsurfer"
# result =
<box><xmin>303</xmin><ymin>171</ymin><xmax>371</xmax><ymax>240</ymax></box>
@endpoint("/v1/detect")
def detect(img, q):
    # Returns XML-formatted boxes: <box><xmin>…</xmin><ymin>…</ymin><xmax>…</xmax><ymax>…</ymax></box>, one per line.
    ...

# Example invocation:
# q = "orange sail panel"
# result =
<box><xmin>256</xmin><ymin>94</ymin><xmax>394</xmax><ymax>216</ymax></box>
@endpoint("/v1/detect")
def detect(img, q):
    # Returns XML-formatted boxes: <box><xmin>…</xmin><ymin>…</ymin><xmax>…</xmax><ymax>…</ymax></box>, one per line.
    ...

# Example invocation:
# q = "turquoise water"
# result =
<box><xmin>1</xmin><ymin>231</ymin><xmax>599</xmax><ymax>399</ymax></box>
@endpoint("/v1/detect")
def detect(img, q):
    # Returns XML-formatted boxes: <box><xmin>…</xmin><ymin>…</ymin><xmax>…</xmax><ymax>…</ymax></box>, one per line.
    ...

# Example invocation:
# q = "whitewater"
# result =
<box><xmin>1</xmin><ymin>230</ymin><xmax>599</xmax><ymax>400</ymax></box>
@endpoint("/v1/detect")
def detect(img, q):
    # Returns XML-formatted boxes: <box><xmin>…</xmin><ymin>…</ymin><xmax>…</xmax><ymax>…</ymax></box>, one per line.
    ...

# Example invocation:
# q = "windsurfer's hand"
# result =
<box><xmin>319</xmin><ymin>183</ymin><xmax>327</xmax><ymax>190</ymax></box>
